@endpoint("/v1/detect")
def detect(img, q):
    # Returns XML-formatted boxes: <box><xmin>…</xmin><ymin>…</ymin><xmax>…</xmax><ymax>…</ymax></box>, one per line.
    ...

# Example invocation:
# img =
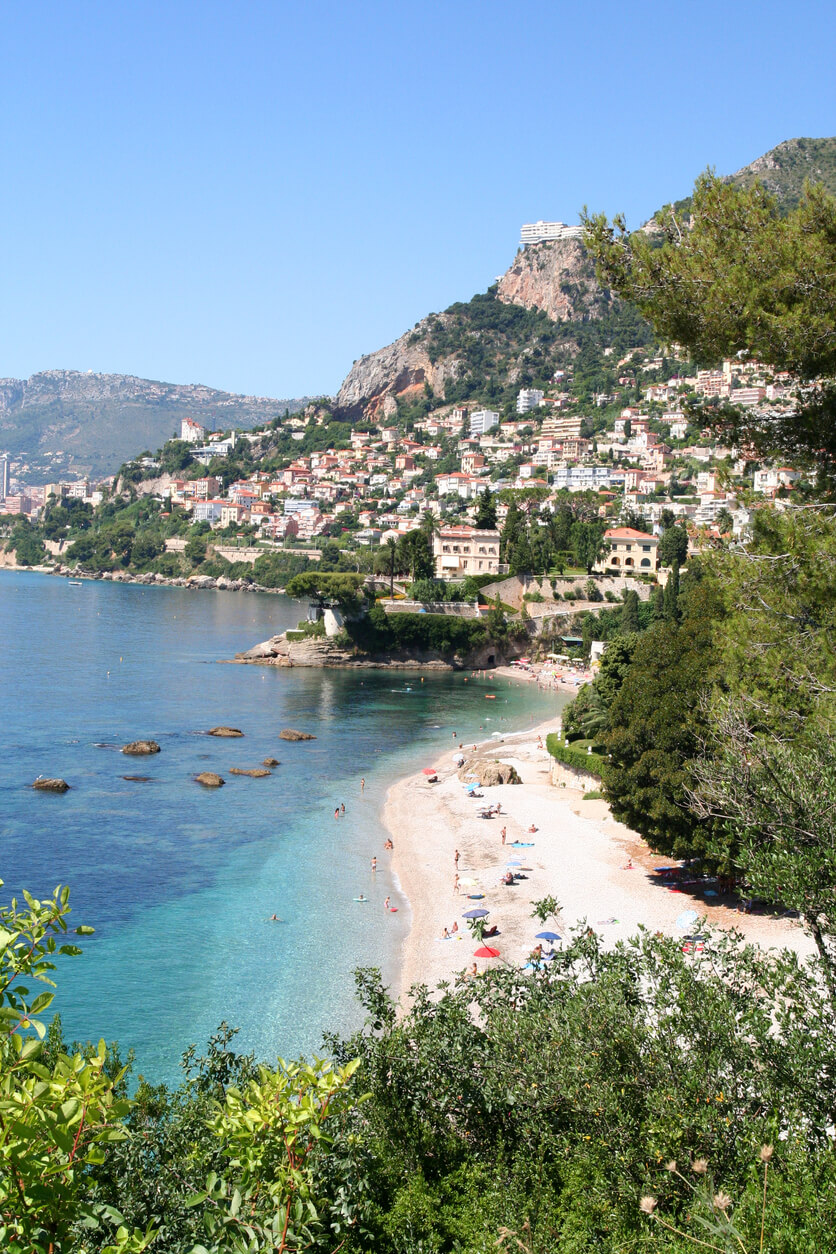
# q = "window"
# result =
<box><xmin>640</xmin><ymin>558</ymin><xmax>651</xmax><ymax>568</ymax></box>
<box><xmin>642</xmin><ymin>544</ymin><xmax>651</xmax><ymax>552</ymax></box>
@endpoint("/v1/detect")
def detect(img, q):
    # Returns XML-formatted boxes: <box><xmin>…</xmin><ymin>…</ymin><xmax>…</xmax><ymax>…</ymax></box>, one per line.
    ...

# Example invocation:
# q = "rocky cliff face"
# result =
<box><xmin>335</xmin><ymin>315</ymin><xmax>465</xmax><ymax>421</ymax></box>
<box><xmin>0</xmin><ymin>370</ymin><xmax>309</xmax><ymax>481</ymax></box>
<box><xmin>495</xmin><ymin>238</ymin><xmax>609</xmax><ymax>322</ymax></box>
<box><xmin>335</xmin><ymin>238</ymin><xmax>609</xmax><ymax>421</ymax></box>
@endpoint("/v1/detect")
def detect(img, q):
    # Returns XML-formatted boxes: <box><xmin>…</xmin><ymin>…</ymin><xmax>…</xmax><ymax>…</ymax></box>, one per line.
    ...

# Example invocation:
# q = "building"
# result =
<box><xmin>519</xmin><ymin>221</ymin><xmax>585</xmax><ymax>247</ymax></box>
<box><xmin>433</xmin><ymin>526</ymin><xmax>502</xmax><ymax>578</ymax></box>
<box><xmin>469</xmin><ymin>408</ymin><xmax>499</xmax><ymax>436</ymax></box>
<box><xmin>0</xmin><ymin>454</ymin><xmax>10</xmax><ymax>499</ymax></box>
<box><xmin>181</xmin><ymin>418</ymin><xmax>206</xmax><ymax>444</ymax></box>
<box><xmin>516</xmin><ymin>388</ymin><xmax>544</xmax><ymax>414</ymax></box>
<box><xmin>597</xmin><ymin>527</ymin><xmax>660</xmax><ymax>573</ymax></box>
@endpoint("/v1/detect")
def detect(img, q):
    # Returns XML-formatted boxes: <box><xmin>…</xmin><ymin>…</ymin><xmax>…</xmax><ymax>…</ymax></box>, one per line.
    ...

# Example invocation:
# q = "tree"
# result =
<box><xmin>603</xmin><ymin>580</ymin><xmax>726</xmax><ymax>863</ymax></box>
<box><xmin>663</xmin><ymin>559</ymin><xmax>681</xmax><ymax>622</ymax></box>
<box><xmin>584</xmin><ymin>174</ymin><xmax>836</xmax><ymax>476</ymax></box>
<box><xmin>397</xmin><ymin>528</ymin><xmax>434</xmax><ymax>582</ymax></box>
<box><xmin>570</xmin><ymin>520</ymin><xmax>606</xmax><ymax>574</ymax></box>
<box><xmin>0</xmin><ymin>883</ymin><xmax>153</xmax><ymax>1254</ymax></box>
<box><xmin>658</xmin><ymin>524</ymin><xmax>689</xmax><ymax>568</ymax></box>
<box><xmin>715</xmin><ymin>506</ymin><xmax>734</xmax><ymax>535</ymax></box>
<box><xmin>285</xmin><ymin>572</ymin><xmax>368</xmax><ymax>613</ymax></box>
<box><xmin>473</xmin><ymin>486</ymin><xmax>497</xmax><ymax>529</ymax></box>
<box><xmin>620</xmin><ymin>589</ymin><xmax>640</xmax><ymax>633</ymax></box>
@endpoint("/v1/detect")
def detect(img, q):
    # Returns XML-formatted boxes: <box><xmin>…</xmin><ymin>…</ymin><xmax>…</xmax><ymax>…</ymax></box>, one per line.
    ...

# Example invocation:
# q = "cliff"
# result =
<box><xmin>0</xmin><ymin>369</ymin><xmax>310</xmax><ymax>481</ymax></box>
<box><xmin>494</xmin><ymin>237</ymin><xmax>611</xmax><ymax>322</ymax></box>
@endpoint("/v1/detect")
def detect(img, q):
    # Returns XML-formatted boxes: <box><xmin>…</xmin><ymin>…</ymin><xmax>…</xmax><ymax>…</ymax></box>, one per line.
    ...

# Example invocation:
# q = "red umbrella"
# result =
<box><xmin>422</xmin><ymin>767</ymin><xmax>438</xmax><ymax>775</ymax></box>
<box><xmin>473</xmin><ymin>946</ymin><xmax>501</xmax><ymax>958</ymax></box>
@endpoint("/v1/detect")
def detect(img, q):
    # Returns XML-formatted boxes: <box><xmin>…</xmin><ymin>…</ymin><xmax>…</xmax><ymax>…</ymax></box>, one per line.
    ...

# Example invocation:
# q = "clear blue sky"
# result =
<box><xmin>1</xmin><ymin>0</ymin><xmax>834</xmax><ymax>400</ymax></box>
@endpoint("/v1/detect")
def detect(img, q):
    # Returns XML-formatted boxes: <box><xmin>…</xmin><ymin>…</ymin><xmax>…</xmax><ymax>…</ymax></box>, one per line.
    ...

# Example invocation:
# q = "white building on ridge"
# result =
<box><xmin>519</xmin><ymin>221</ymin><xmax>585</xmax><ymax>247</ymax></box>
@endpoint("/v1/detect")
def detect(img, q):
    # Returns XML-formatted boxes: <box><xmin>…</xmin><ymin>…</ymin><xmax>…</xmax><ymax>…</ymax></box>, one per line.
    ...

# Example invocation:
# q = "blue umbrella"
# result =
<box><xmin>462</xmin><ymin>908</ymin><xmax>489</xmax><ymax>919</ymax></box>
<box><xmin>535</xmin><ymin>931</ymin><xmax>561</xmax><ymax>942</ymax></box>
<box><xmin>676</xmin><ymin>909</ymin><xmax>699</xmax><ymax>930</ymax></box>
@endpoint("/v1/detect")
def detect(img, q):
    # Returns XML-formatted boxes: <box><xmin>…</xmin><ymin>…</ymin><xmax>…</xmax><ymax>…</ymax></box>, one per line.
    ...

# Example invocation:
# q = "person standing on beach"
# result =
<box><xmin>500</xmin><ymin>826</ymin><xmax>506</xmax><ymax>845</ymax></box>
<box><xmin>454</xmin><ymin>849</ymin><xmax>460</xmax><ymax>868</ymax></box>
<box><xmin>453</xmin><ymin>873</ymin><xmax>460</xmax><ymax>894</ymax></box>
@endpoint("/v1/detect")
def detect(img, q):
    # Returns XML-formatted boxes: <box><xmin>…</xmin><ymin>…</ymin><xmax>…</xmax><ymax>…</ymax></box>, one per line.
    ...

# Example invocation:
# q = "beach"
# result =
<box><xmin>385</xmin><ymin>717</ymin><xmax>814</xmax><ymax>997</ymax></box>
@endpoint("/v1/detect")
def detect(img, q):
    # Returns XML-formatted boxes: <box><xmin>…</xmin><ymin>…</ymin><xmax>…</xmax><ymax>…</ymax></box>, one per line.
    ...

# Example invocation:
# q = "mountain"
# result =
<box><xmin>0</xmin><ymin>370</ymin><xmax>311</xmax><ymax>482</ymax></box>
<box><xmin>672</xmin><ymin>135</ymin><xmax>836</xmax><ymax>216</ymax></box>
<box><xmin>336</xmin><ymin>136</ymin><xmax>836</xmax><ymax>421</ymax></box>
<box><xmin>335</xmin><ymin>238</ymin><xmax>648</xmax><ymax>421</ymax></box>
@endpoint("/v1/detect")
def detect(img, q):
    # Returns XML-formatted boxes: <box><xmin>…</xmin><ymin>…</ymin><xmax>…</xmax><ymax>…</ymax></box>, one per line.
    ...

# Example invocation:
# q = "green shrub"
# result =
<box><xmin>546</xmin><ymin>732</ymin><xmax>608</xmax><ymax>780</ymax></box>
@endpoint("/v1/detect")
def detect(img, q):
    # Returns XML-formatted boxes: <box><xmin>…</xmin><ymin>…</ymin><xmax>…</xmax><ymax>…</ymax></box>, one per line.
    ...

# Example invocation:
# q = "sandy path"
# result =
<box><xmin>384</xmin><ymin>721</ymin><xmax>813</xmax><ymax>997</ymax></box>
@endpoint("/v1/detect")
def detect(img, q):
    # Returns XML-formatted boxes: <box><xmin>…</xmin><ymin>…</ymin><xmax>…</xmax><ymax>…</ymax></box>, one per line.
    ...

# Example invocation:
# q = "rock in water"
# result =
<box><xmin>121</xmin><ymin>740</ymin><xmax>161</xmax><ymax>755</ymax></box>
<box><xmin>229</xmin><ymin>767</ymin><xmax>272</xmax><ymax>778</ymax></box>
<box><xmin>262</xmin><ymin>757</ymin><xmax>280</xmax><ymax>767</ymax></box>
<box><xmin>208</xmin><ymin>726</ymin><xmax>244</xmax><ymax>737</ymax></box>
<box><xmin>32</xmin><ymin>777</ymin><xmax>70</xmax><ymax>792</ymax></box>
<box><xmin>122</xmin><ymin>775</ymin><xmax>152</xmax><ymax>782</ymax></box>
<box><xmin>195</xmin><ymin>772</ymin><xmax>225</xmax><ymax>787</ymax></box>
<box><xmin>278</xmin><ymin>729</ymin><xmax>316</xmax><ymax>741</ymax></box>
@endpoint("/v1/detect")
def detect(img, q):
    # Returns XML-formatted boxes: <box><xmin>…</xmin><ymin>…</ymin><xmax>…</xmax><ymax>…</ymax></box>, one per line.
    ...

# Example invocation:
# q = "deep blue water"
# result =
<box><xmin>0</xmin><ymin>570</ymin><xmax>562</xmax><ymax>1082</ymax></box>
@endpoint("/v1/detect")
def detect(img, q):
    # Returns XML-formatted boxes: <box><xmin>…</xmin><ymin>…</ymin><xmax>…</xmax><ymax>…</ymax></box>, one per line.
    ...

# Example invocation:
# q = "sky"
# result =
<box><xmin>1</xmin><ymin>0</ymin><xmax>834</xmax><ymax>400</ymax></box>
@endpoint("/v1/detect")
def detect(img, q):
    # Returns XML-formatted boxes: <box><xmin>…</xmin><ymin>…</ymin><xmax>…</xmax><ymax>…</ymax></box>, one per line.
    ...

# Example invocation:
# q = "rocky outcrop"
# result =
<box><xmin>234</xmin><ymin>629</ymin><xmax>520</xmax><ymax>672</ymax></box>
<box><xmin>32</xmin><ymin>777</ymin><xmax>70</xmax><ymax>792</ymax></box>
<box><xmin>123</xmin><ymin>775</ymin><xmax>152</xmax><ymax>782</ymax></box>
<box><xmin>121</xmin><ymin>740</ymin><xmax>161</xmax><ymax>755</ymax></box>
<box><xmin>195</xmin><ymin>772</ymin><xmax>225</xmax><ymax>787</ymax></box>
<box><xmin>495</xmin><ymin>239</ymin><xmax>610</xmax><ymax>322</ymax></box>
<box><xmin>262</xmin><ymin>757</ymin><xmax>280</xmax><ymax>767</ymax></box>
<box><xmin>335</xmin><ymin>315</ymin><xmax>464</xmax><ymax>421</ymax></box>
<box><xmin>229</xmin><ymin>767</ymin><xmax>272</xmax><ymax>777</ymax></box>
<box><xmin>208</xmin><ymin>726</ymin><xmax>244</xmax><ymax>737</ymax></box>
<box><xmin>458</xmin><ymin>760</ymin><xmax>522</xmax><ymax>786</ymax></box>
<box><xmin>279</xmin><ymin>729</ymin><xmax>316</xmax><ymax>741</ymax></box>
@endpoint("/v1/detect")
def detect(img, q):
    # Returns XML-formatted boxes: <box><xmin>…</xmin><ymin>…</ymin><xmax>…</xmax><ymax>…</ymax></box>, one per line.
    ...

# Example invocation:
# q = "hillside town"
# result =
<box><xmin>0</xmin><ymin>339</ymin><xmax>806</xmax><ymax>594</ymax></box>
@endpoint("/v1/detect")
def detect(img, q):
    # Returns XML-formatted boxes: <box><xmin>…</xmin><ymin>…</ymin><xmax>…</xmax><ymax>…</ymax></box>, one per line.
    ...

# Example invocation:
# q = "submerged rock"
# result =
<box><xmin>195</xmin><ymin>772</ymin><xmax>225</xmax><ymax>787</ymax></box>
<box><xmin>208</xmin><ymin>726</ymin><xmax>244</xmax><ymax>737</ymax></box>
<box><xmin>278</xmin><ymin>729</ymin><xmax>316</xmax><ymax>741</ymax></box>
<box><xmin>122</xmin><ymin>775</ymin><xmax>152</xmax><ymax>782</ymax></box>
<box><xmin>121</xmin><ymin>740</ymin><xmax>161</xmax><ymax>755</ymax></box>
<box><xmin>229</xmin><ymin>767</ymin><xmax>271</xmax><ymax>778</ymax></box>
<box><xmin>32</xmin><ymin>777</ymin><xmax>70</xmax><ymax>792</ymax></box>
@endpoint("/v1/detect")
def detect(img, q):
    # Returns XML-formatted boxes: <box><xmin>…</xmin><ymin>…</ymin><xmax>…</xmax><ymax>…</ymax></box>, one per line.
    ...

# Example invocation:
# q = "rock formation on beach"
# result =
<box><xmin>458</xmin><ymin>759</ymin><xmax>521</xmax><ymax>787</ymax></box>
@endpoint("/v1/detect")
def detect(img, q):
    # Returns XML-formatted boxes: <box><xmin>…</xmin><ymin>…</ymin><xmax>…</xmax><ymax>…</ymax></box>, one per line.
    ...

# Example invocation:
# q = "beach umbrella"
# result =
<box><xmin>463</xmin><ymin>908</ymin><xmax>489</xmax><ymax>919</ymax></box>
<box><xmin>464</xmin><ymin>782</ymin><xmax>479</xmax><ymax>792</ymax></box>
<box><xmin>675</xmin><ymin>910</ymin><xmax>699</xmax><ymax>930</ymax></box>
<box><xmin>422</xmin><ymin>767</ymin><xmax>438</xmax><ymax>775</ymax></box>
<box><xmin>474</xmin><ymin>946</ymin><xmax>500</xmax><ymax>958</ymax></box>
<box><xmin>459</xmin><ymin>877</ymin><xmax>479</xmax><ymax>886</ymax></box>
<box><xmin>535</xmin><ymin>931</ymin><xmax>561</xmax><ymax>942</ymax></box>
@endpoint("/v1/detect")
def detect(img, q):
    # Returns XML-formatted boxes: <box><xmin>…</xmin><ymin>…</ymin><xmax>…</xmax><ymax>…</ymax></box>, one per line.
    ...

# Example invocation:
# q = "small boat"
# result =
<box><xmin>68</xmin><ymin>580</ymin><xmax>83</xmax><ymax>586</ymax></box>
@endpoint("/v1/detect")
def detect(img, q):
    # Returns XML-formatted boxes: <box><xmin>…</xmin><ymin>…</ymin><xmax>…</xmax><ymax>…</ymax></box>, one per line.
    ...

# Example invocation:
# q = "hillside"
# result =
<box><xmin>336</xmin><ymin>243</ymin><xmax>652</xmax><ymax>421</ymax></box>
<box><xmin>671</xmin><ymin>135</ymin><xmax>836</xmax><ymax>216</ymax></box>
<box><xmin>0</xmin><ymin>370</ymin><xmax>310</xmax><ymax>482</ymax></box>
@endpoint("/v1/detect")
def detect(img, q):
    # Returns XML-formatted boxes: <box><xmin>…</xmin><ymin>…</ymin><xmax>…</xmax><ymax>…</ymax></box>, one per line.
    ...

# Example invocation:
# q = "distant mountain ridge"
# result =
<box><xmin>0</xmin><ymin>370</ymin><xmax>310</xmax><ymax>482</ymax></box>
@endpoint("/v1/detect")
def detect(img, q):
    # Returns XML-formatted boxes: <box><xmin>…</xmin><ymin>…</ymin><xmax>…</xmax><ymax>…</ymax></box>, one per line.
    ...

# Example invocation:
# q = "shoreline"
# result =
<box><xmin>0</xmin><ymin>563</ymin><xmax>287</xmax><ymax>595</ymax></box>
<box><xmin>384</xmin><ymin>716</ymin><xmax>814</xmax><ymax>1001</ymax></box>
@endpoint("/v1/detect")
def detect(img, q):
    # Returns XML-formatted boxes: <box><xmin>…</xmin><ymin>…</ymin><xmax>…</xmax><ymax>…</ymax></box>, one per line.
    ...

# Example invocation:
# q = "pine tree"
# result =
<box><xmin>664</xmin><ymin>560</ymin><xmax>681</xmax><ymax>622</ymax></box>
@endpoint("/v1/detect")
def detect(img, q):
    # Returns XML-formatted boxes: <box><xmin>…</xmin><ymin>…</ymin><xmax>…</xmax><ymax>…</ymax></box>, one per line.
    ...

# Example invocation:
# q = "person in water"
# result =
<box><xmin>371</xmin><ymin>857</ymin><xmax>377</xmax><ymax>872</ymax></box>
<box><xmin>340</xmin><ymin>802</ymin><xmax>346</xmax><ymax>815</ymax></box>
<box><xmin>384</xmin><ymin>896</ymin><xmax>390</xmax><ymax>911</ymax></box>
<box><xmin>360</xmin><ymin>777</ymin><xmax>365</xmax><ymax>791</ymax></box>
<box><xmin>384</xmin><ymin>838</ymin><xmax>393</xmax><ymax>850</ymax></box>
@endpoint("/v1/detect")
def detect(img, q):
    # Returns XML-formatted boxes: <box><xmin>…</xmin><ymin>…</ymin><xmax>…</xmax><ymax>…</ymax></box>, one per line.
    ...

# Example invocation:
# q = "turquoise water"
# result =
<box><xmin>0</xmin><ymin>570</ymin><xmax>562</xmax><ymax>1082</ymax></box>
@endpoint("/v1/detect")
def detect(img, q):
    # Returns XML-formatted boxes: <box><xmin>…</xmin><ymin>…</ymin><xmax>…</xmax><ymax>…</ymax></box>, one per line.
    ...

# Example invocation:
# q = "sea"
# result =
<box><xmin>0</xmin><ymin>570</ymin><xmax>564</xmax><ymax>1084</ymax></box>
